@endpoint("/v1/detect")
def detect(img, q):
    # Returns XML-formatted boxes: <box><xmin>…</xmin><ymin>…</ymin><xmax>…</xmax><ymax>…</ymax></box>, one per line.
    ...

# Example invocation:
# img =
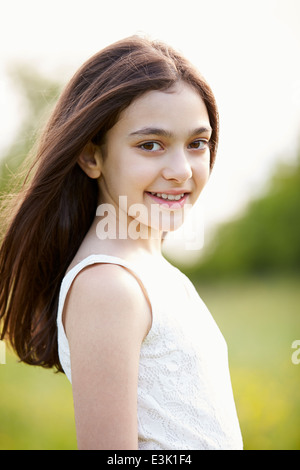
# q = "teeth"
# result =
<box><xmin>150</xmin><ymin>192</ymin><xmax>185</xmax><ymax>201</ymax></box>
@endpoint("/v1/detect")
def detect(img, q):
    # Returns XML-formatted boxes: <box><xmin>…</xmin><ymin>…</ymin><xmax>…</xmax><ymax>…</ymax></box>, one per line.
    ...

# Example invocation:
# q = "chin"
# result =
<box><xmin>148</xmin><ymin>208</ymin><xmax>188</xmax><ymax>233</ymax></box>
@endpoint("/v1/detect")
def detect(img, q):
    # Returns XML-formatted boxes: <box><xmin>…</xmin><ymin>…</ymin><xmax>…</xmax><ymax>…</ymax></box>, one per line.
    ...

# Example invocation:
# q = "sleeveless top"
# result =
<box><xmin>57</xmin><ymin>254</ymin><xmax>243</xmax><ymax>450</ymax></box>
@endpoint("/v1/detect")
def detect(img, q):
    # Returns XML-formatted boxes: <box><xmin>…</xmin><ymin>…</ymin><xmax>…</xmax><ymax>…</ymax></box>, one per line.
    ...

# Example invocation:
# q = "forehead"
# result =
<box><xmin>115</xmin><ymin>82</ymin><xmax>210</xmax><ymax>135</ymax></box>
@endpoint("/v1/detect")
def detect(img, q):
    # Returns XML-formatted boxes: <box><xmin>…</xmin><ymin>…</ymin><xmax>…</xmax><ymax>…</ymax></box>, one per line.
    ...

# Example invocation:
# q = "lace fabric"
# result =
<box><xmin>57</xmin><ymin>254</ymin><xmax>243</xmax><ymax>450</ymax></box>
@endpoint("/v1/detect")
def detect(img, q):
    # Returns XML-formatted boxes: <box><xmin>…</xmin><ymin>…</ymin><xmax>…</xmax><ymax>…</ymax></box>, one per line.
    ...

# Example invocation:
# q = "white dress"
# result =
<box><xmin>57</xmin><ymin>254</ymin><xmax>243</xmax><ymax>450</ymax></box>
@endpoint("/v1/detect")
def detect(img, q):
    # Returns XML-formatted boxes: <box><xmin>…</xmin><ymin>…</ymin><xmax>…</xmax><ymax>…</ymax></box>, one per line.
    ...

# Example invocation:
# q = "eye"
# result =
<box><xmin>139</xmin><ymin>142</ymin><xmax>162</xmax><ymax>152</ymax></box>
<box><xmin>188</xmin><ymin>139</ymin><xmax>209</xmax><ymax>150</ymax></box>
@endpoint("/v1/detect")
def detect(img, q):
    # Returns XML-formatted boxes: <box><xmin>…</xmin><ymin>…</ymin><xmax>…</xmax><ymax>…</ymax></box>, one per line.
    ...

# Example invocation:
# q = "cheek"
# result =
<box><xmin>103</xmin><ymin>159</ymin><xmax>154</xmax><ymax>200</ymax></box>
<box><xmin>193</xmin><ymin>159</ymin><xmax>210</xmax><ymax>190</ymax></box>
<box><xmin>124</xmin><ymin>159</ymin><xmax>157</xmax><ymax>189</ymax></box>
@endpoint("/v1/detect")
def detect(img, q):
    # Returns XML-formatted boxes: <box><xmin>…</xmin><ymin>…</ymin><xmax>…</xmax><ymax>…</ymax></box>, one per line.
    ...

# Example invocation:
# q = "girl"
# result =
<box><xmin>0</xmin><ymin>36</ymin><xmax>243</xmax><ymax>450</ymax></box>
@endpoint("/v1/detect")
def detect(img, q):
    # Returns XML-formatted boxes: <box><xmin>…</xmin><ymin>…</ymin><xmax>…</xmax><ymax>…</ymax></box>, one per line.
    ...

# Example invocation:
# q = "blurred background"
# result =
<box><xmin>0</xmin><ymin>0</ymin><xmax>299</xmax><ymax>450</ymax></box>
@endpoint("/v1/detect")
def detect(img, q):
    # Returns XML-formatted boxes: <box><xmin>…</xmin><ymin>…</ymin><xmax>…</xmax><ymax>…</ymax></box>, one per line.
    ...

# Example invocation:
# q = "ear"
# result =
<box><xmin>77</xmin><ymin>142</ymin><xmax>102</xmax><ymax>179</ymax></box>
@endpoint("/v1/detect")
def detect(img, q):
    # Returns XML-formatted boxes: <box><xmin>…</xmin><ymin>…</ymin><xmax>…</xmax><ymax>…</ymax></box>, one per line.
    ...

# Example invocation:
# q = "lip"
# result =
<box><xmin>145</xmin><ymin>191</ymin><xmax>190</xmax><ymax>208</ymax></box>
<box><xmin>151</xmin><ymin>189</ymin><xmax>191</xmax><ymax>195</ymax></box>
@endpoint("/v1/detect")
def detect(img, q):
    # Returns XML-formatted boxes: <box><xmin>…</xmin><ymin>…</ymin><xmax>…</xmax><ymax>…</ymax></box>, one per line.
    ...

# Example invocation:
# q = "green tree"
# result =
<box><xmin>0</xmin><ymin>66</ymin><xmax>61</xmax><ymax>194</ymax></box>
<box><xmin>184</xmin><ymin>151</ymin><xmax>300</xmax><ymax>280</ymax></box>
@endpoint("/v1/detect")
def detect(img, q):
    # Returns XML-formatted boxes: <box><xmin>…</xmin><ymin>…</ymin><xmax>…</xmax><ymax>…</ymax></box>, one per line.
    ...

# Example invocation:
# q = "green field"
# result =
<box><xmin>0</xmin><ymin>350</ymin><xmax>77</xmax><ymax>450</ymax></box>
<box><xmin>198</xmin><ymin>275</ymin><xmax>300</xmax><ymax>450</ymax></box>
<box><xmin>1</xmin><ymin>275</ymin><xmax>299</xmax><ymax>450</ymax></box>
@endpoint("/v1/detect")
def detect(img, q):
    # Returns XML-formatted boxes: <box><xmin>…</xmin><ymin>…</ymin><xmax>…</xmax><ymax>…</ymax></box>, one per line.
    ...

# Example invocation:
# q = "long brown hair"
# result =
<box><xmin>0</xmin><ymin>36</ymin><xmax>219</xmax><ymax>372</ymax></box>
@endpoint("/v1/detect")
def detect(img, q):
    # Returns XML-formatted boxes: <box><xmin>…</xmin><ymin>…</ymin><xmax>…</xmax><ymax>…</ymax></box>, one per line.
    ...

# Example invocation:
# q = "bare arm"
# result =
<box><xmin>63</xmin><ymin>264</ymin><xmax>152</xmax><ymax>450</ymax></box>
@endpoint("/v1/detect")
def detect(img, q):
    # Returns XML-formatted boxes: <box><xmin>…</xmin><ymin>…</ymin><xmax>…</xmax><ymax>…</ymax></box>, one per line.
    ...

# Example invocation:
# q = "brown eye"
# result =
<box><xmin>140</xmin><ymin>142</ymin><xmax>162</xmax><ymax>151</ymax></box>
<box><xmin>188</xmin><ymin>140</ymin><xmax>208</xmax><ymax>150</ymax></box>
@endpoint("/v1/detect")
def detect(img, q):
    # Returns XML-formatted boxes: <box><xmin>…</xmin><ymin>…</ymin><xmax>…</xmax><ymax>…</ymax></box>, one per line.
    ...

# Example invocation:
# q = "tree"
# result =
<box><xmin>183</xmin><ymin>151</ymin><xmax>300</xmax><ymax>280</ymax></box>
<box><xmin>0</xmin><ymin>66</ymin><xmax>61</xmax><ymax>194</ymax></box>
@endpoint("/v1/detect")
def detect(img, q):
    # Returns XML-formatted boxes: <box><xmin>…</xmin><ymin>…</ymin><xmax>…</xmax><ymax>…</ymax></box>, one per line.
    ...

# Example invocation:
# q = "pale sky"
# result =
<box><xmin>1</xmin><ymin>0</ymin><xmax>300</xmax><ymax>261</ymax></box>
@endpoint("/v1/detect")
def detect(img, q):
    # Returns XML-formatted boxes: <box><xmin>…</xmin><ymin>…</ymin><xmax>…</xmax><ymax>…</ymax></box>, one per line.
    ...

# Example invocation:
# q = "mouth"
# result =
<box><xmin>145</xmin><ymin>191</ymin><xmax>189</xmax><ymax>208</ymax></box>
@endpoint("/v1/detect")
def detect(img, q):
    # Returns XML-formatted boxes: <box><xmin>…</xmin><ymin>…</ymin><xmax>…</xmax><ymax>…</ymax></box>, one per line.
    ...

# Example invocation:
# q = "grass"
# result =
<box><xmin>197</xmin><ymin>275</ymin><xmax>300</xmax><ymax>450</ymax></box>
<box><xmin>0</xmin><ymin>275</ymin><xmax>299</xmax><ymax>449</ymax></box>
<box><xmin>0</xmin><ymin>351</ymin><xmax>77</xmax><ymax>449</ymax></box>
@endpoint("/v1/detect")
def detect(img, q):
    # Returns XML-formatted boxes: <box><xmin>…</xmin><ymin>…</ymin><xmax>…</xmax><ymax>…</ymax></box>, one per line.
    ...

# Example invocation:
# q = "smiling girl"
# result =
<box><xmin>0</xmin><ymin>36</ymin><xmax>243</xmax><ymax>450</ymax></box>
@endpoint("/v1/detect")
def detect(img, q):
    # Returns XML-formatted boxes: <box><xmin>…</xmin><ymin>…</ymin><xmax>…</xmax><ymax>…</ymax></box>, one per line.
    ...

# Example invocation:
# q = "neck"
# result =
<box><xmin>86</xmin><ymin>210</ymin><xmax>164</xmax><ymax>258</ymax></box>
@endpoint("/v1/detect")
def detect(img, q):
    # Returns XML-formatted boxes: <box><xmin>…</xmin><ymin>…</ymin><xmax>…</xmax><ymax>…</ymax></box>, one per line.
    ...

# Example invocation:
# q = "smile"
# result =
<box><xmin>149</xmin><ymin>192</ymin><xmax>185</xmax><ymax>201</ymax></box>
<box><xmin>145</xmin><ymin>191</ymin><xmax>189</xmax><ymax>209</ymax></box>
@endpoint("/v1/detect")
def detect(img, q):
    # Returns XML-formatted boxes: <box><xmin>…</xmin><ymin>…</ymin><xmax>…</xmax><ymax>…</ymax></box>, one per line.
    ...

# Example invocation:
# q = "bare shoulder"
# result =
<box><xmin>64</xmin><ymin>262</ymin><xmax>152</xmax><ymax>344</ymax></box>
<box><xmin>63</xmin><ymin>263</ymin><xmax>152</xmax><ymax>449</ymax></box>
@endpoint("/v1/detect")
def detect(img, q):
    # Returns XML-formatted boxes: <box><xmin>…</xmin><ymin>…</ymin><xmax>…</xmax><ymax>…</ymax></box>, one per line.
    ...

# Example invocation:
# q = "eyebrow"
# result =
<box><xmin>129</xmin><ymin>126</ymin><xmax>212</xmax><ymax>138</ymax></box>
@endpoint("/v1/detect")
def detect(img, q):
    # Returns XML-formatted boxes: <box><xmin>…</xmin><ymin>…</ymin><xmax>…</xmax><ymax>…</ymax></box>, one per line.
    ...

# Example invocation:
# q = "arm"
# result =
<box><xmin>63</xmin><ymin>263</ymin><xmax>152</xmax><ymax>450</ymax></box>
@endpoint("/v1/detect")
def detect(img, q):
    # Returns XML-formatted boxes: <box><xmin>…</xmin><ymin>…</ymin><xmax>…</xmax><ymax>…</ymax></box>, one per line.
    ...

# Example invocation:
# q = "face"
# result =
<box><xmin>97</xmin><ymin>81</ymin><xmax>212</xmax><ymax>235</ymax></box>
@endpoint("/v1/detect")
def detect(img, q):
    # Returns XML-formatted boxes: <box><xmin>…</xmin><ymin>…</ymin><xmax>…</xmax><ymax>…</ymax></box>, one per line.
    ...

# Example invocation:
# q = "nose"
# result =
<box><xmin>162</xmin><ymin>149</ymin><xmax>192</xmax><ymax>183</ymax></box>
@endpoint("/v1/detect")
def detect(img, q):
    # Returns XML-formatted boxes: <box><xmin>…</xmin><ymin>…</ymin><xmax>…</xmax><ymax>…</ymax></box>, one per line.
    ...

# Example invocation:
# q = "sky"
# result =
<box><xmin>0</xmin><ymin>0</ymin><xmax>300</xmax><ymax>260</ymax></box>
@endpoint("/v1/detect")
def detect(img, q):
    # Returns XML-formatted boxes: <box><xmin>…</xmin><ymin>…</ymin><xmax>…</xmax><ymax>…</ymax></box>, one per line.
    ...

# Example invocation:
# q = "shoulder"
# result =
<box><xmin>71</xmin><ymin>261</ymin><xmax>142</xmax><ymax>295</ymax></box>
<box><xmin>64</xmin><ymin>262</ymin><xmax>152</xmax><ymax>344</ymax></box>
<box><xmin>63</xmin><ymin>262</ymin><xmax>150</xmax><ymax>449</ymax></box>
